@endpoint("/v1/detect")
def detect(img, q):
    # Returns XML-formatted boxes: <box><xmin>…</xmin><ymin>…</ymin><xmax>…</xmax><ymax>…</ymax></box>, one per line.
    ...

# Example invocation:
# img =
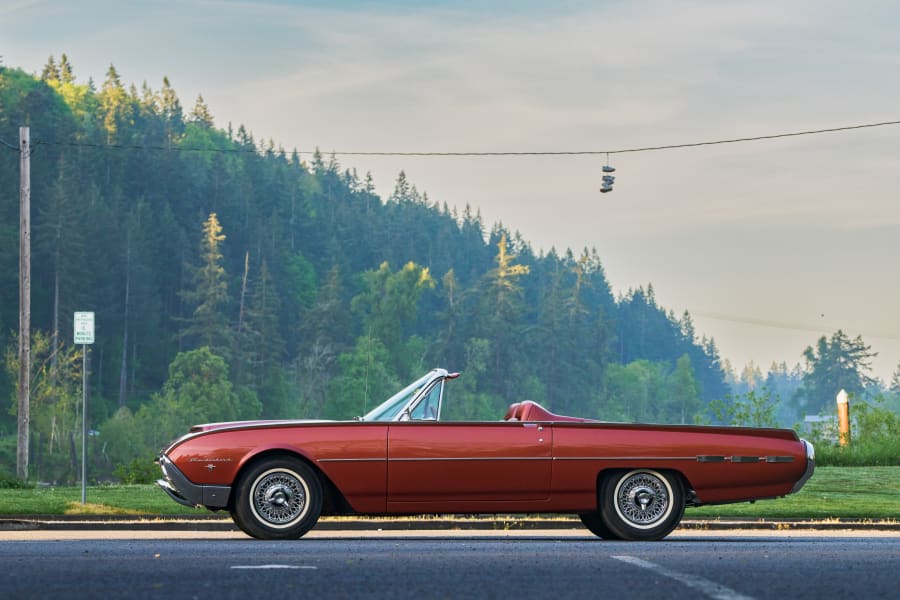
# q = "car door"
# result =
<box><xmin>386</xmin><ymin>421</ymin><xmax>552</xmax><ymax>507</ymax></box>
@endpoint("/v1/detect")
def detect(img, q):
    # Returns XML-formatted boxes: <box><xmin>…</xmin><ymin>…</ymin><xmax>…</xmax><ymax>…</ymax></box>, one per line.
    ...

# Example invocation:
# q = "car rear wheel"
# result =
<box><xmin>579</xmin><ymin>511</ymin><xmax>621</xmax><ymax>540</ymax></box>
<box><xmin>598</xmin><ymin>469</ymin><xmax>684</xmax><ymax>541</ymax></box>
<box><xmin>231</xmin><ymin>457</ymin><xmax>323</xmax><ymax>540</ymax></box>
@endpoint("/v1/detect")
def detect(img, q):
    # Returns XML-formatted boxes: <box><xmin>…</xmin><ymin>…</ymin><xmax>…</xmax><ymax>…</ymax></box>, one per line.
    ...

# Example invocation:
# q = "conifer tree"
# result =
<box><xmin>189</xmin><ymin>94</ymin><xmax>214</xmax><ymax>127</ymax></box>
<box><xmin>180</xmin><ymin>213</ymin><xmax>234</xmax><ymax>359</ymax></box>
<box><xmin>58</xmin><ymin>54</ymin><xmax>74</xmax><ymax>84</ymax></box>
<box><xmin>477</xmin><ymin>232</ymin><xmax>529</xmax><ymax>396</ymax></box>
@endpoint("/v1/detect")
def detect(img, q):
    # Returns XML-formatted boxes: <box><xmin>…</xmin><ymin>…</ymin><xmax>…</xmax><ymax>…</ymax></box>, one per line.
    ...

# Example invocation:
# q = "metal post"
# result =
<box><xmin>836</xmin><ymin>389</ymin><xmax>850</xmax><ymax>447</ymax></box>
<box><xmin>82</xmin><ymin>344</ymin><xmax>88</xmax><ymax>504</ymax></box>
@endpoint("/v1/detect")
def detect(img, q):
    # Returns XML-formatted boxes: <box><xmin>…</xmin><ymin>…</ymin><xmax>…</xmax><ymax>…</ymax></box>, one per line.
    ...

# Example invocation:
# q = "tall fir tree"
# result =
<box><xmin>180</xmin><ymin>213</ymin><xmax>234</xmax><ymax>359</ymax></box>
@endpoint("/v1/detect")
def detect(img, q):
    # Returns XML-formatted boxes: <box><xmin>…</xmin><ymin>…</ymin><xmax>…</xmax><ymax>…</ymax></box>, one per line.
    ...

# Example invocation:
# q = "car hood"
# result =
<box><xmin>189</xmin><ymin>419</ymin><xmax>333</xmax><ymax>433</ymax></box>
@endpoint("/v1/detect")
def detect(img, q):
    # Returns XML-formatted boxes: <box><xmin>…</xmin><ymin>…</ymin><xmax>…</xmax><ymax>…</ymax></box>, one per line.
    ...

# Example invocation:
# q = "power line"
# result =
<box><xmin>306</xmin><ymin>119</ymin><xmax>900</xmax><ymax>157</ymax></box>
<box><xmin>0</xmin><ymin>137</ymin><xmax>20</xmax><ymax>152</ymax></box>
<box><xmin>19</xmin><ymin>118</ymin><xmax>900</xmax><ymax>157</ymax></box>
<box><xmin>32</xmin><ymin>139</ymin><xmax>260</xmax><ymax>155</ymax></box>
<box><xmin>693</xmin><ymin>311</ymin><xmax>900</xmax><ymax>342</ymax></box>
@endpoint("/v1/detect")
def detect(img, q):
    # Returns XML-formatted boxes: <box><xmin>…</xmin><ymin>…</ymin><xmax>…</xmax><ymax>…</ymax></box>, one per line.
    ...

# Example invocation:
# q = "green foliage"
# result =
<box><xmin>0</xmin><ymin>435</ymin><xmax>21</xmax><ymax>483</ymax></box>
<box><xmin>808</xmin><ymin>397</ymin><xmax>900</xmax><ymax>466</ymax></box>
<box><xmin>156</xmin><ymin>346</ymin><xmax>259</xmax><ymax>426</ymax></box>
<box><xmin>112</xmin><ymin>456</ymin><xmax>159</xmax><ymax>484</ymax></box>
<box><xmin>704</xmin><ymin>388</ymin><xmax>780</xmax><ymax>428</ymax></box>
<box><xmin>668</xmin><ymin>354</ymin><xmax>702</xmax><ymax>424</ymax></box>
<box><xmin>98</xmin><ymin>407</ymin><xmax>144</xmax><ymax>467</ymax></box>
<box><xmin>440</xmin><ymin>338</ymin><xmax>505</xmax><ymax>421</ymax></box>
<box><xmin>0</xmin><ymin>474</ymin><xmax>35</xmax><ymax>489</ymax></box>
<box><xmin>326</xmin><ymin>336</ymin><xmax>399</xmax><ymax>420</ymax></box>
<box><xmin>100</xmin><ymin>348</ymin><xmax>261</xmax><ymax>462</ymax></box>
<box><xmin>5</xmin><ymin>331</ymin><xmax>83</xmax><ymax>483</ymax></box>
<box><xmin>600</xmin><ymin>355</ymin><xmax>703</xmax><ymax>424</ymax></box>
<box><xmin>351</xmin><ymin>261</ymin><xmax>434</xmax><ymax>377</ymax></box>
<box><xmin>252</xmin><ymin>366</ymin><xmax>296</xmax><ymax>419</ymax></box>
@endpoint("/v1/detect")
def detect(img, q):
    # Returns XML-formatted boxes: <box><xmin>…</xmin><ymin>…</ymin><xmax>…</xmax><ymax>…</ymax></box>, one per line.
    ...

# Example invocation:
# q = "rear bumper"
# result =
<box><xmin>156</xmin><ymin>455</ymin><xmax>231</xmax><ymax>509</ymax></box>
<box><xmin>790</xmin><ymin>439</ymin><xmax>816</xmax><ymax>494</ymax></box>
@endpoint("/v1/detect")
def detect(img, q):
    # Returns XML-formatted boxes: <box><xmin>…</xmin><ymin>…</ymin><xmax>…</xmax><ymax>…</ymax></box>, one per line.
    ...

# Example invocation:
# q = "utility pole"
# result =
<box><xmin>17</xmin><ymin>126</ymin><xmax>31</xmax><ymax>480</ymax></box>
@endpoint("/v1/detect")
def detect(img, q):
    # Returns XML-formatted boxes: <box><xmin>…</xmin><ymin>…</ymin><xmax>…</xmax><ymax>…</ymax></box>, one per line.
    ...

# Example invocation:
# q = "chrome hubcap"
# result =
<box><xmin>252</xmin><ymin>470</ymin><xmax>307</xmax><ymax>526</ymax></box>
<box><xmin>616</xmin><ymin>472</ymin><xmax>670</xmax><ymax>526</ymax></box>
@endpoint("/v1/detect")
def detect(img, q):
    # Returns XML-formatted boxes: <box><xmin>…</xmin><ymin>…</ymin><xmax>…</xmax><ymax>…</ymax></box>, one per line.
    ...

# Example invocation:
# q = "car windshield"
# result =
<box><xmin>361</xmin><ymin>372</ymin><xmax>435</xmax><ymax>422</ymax></box>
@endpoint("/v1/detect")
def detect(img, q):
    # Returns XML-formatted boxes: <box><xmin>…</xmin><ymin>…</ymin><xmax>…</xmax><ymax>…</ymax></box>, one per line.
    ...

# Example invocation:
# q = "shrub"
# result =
<box><xmin>808</xmin><ymin>397</ymin><xmax>900</xmax><ymax>466</ymax></box>
<box><xmin>113</xmin><ymin>457</ymin><xmax>159</xmax><ymax>484</ymax></box>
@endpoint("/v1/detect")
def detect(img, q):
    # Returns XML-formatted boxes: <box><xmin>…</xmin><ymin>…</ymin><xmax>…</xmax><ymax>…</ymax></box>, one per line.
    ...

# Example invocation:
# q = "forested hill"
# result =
<box><xmin>0</xmin><ymin>57</ymin><xmax>729</xmax><ymax>478</ymax></box>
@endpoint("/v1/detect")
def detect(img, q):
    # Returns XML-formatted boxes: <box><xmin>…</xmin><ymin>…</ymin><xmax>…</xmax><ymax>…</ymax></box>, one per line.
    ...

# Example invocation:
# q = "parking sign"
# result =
<box><xmin>74</xmin><ymin>312</ymin><xmax>95</xmax><ymax>344</ymax></box>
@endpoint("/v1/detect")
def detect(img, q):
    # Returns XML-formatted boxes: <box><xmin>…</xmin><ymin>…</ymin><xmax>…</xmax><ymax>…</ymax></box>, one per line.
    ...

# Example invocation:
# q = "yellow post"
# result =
<box><xmin>836</xmin><ymin>389</ymin><xmax>851</xmax><ymax>447</ymax></box>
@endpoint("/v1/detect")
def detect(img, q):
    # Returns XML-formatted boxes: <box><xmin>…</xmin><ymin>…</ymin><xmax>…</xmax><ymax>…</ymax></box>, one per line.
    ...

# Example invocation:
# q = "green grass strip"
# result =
<box><xmin>0</xmin><ymin>467</ymin><xmax>896</xmax><ymax>520</ymax></box>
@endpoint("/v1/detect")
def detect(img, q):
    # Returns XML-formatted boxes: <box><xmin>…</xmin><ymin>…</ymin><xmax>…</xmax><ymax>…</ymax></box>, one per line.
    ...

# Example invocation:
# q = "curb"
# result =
<box><xmin>2</xmin><ymin>516</ymin><xmax>898</xmax><ymax>532</ymax></box>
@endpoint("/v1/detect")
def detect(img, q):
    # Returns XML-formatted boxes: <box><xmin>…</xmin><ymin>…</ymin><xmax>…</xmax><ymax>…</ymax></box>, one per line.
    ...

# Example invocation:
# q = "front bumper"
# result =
<box><xmin>156</xmin><ymin>455</ymin><xmax>231</xmax><ymax>509</ymax></box>
<box><xmin>789</xmin><ymin>439</ymin><xmax>816</xmax><ymax>494</ymax></box>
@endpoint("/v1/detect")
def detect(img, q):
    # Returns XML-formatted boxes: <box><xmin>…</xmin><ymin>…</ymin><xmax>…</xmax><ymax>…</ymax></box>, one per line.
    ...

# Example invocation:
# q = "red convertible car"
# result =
<box><xmin>157</xmin><ymin>368</ymin><xmax>815</xmax><ymax>541</ymax></box>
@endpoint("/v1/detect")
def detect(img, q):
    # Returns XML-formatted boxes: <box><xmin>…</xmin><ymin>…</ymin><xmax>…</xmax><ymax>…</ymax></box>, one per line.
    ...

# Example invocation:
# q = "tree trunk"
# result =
<box><xmin>118</xmin><ymin>236</ymin><xmax>131</xmax><ymax>407</ymax></box>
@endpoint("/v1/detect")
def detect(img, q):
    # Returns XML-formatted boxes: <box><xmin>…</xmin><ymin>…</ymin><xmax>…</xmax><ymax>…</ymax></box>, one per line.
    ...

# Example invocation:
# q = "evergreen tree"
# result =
<box><xmin>476</xmin><ymin>232</ymin><xmax>529</xmax><ymax>398</ymax></box>
<box><xmin>40</xmin><ymin>55</ymin><xmax>60</xmax><ymax>81</ymax></box>
<box><xmin>797</xmin><ymin>330</ymin><xmax>877</xmax><ymax>414</ymax></box>
<box><xmin>180</xmin><ymin>213</ymin><xmax>234</xmax><ymax>358</ymax></box>
<box><xmin>240</xmin><ymin>259</ymin><xmax>285</xmax><ymax>384</ymax></box>
<box><xmin>58</xmin><ymin>54</ymin><xmax>74</xmax><ymax>84</ymax></box>
<box><xmin>189</xmin><ymin>94</ymin><xmax>214</xmax><ymax>127</ymax></box>
<box><xmin>99</xmin><ymin>64</ymin><xmax>131</xmax><ymax>142</ymax></box>
<box><xmin>159</xmin><ymin>76</ymin><xmax>184</xmax><ymax>144</ymax></box>
<box><xmin>890</xmin><ymin>362</ymin><xmax>900</xmax><ymax>395</ymax></box>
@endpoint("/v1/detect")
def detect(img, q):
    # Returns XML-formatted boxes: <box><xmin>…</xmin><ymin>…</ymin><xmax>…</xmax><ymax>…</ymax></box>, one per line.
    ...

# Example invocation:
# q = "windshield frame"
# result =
<box><xmin>360</xmin><ymin>369</ymin><xmax>449</xmax><ymax>422</ymax></box>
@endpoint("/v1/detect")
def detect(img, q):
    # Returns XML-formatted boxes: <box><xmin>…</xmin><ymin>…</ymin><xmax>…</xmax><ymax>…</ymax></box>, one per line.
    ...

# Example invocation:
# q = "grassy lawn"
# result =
<box><xmin>688</xmin><ymin>466</ymin><xmax>900</xmax><ymax>520</ymax></box>
<box><xmin>0</xmin><ymin>484</ymin><xmax>208</xmax><ymax>516</ymax></box>
<box><xmin>0</xmin><ymin>466</ymin><xmax>897</xmax><ymax>520</ymax></box>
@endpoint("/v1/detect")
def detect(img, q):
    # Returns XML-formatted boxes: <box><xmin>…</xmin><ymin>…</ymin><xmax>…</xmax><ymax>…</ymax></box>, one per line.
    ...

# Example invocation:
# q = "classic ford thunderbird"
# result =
<box><xmin>156</xmin><ymin>368</ymin><xmax>815</xmax><ymax>541</ymax></box>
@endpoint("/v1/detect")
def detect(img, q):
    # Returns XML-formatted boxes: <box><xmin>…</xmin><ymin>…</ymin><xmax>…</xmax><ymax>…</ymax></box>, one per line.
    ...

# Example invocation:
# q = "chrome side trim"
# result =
<box><xmin>731</xmin><ymin>456</ymin><xmax>764</xmax><ymax>463</ymax></box>
<box><xmin>555</xmin><ymin>456</ymin><xmax>697</xmax><ymax>461</ymax></box>
<box><xmin>765</xmin><ymin>456</ymin><xmax>795</xmax><ymax>463</ymax></box>
<box><xmin>320</xmin><ymin>454</ymin><xmax>797</xmax><ymax>465</ymax></box>
<box><xmin>389</xmin><ymin>456</ymin><xmax>553</xmax><ymax>462</ymax></box>
<box><xmin>318</xmin><ymin>458</ymin><xmax>387</xmax><ymax>463</ymax></box>
<box><xmin>696</xmin><ymin>455</ymin><xmax>726</xmax><ymax>463</ymax></box>
<box><xmin>324</xmin><ymin>456</ymin><xmax>697</xmax><ymax>463</ymax></box>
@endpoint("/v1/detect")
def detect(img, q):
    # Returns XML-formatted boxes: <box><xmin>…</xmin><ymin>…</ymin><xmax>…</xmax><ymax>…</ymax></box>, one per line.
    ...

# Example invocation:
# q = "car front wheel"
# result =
<box><xmin>598</xmin><ymin>469</ymin><xmax>684</xmax><ymax>541</ymax></box>
<box><xmin>231</xmin><ymin>457</ymin><xmax>323</xmax><ymax>540</ymax></box>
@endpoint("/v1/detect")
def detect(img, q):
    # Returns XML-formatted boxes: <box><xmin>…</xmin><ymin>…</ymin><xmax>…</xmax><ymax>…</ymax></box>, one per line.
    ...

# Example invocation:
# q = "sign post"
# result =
<box><xmin>74</xmin><ymin>312</ymin><xmax>94</xmax><ymax>504</ymax></box>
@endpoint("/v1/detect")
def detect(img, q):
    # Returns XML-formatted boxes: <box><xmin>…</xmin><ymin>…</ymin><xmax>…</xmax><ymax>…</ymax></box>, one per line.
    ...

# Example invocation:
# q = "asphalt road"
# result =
<box><xmin>1</xmin><ymin>530</ymin><xmax>897</xmax><ymax>599</ymax></box>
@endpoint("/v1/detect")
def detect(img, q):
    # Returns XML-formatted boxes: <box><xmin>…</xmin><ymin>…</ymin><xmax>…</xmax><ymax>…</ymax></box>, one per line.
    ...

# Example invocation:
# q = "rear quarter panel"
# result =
<box><xmin>551</xmin><ymin>423</ymin><xmax>808</xmax><ymax>507</ymax></box>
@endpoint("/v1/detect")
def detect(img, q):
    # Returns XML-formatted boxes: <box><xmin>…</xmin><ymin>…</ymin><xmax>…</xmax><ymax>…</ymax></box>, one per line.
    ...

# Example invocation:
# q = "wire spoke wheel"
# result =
<box><xmin>231</xmin><ymin>457</ymin><xmax>323</xmax><ymax>540</ymax></box>
<box><xmin>251</xmin><ymin>470</ymin><xmax>308</xmax><ymax>526</ymax></box>
<box><xmin>614</xmin><ymin>471</ymin><xmax>670</xmax><ymax>527</ymax></box>
<box><xmin>599</xmin><ymin>469</ymin><xmax>684</xmax><ymax>541</ymax></box>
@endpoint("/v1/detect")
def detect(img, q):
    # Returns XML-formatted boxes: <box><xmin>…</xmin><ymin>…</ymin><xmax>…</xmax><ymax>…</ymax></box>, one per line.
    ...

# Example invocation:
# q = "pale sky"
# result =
<box><xmin>3</xmin><ymin>0</ymin><xmax>899</xmax><ymax>382</ymax></box>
